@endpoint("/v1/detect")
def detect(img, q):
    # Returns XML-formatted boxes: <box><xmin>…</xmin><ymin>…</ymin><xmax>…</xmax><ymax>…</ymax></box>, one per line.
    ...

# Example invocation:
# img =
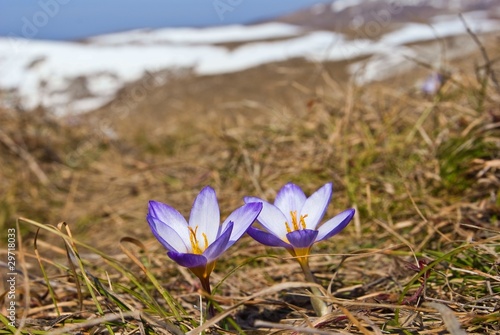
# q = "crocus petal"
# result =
<box><xmin>274</xmin><ymin>183</ymin><xmax>307</xmax><ymax>223</ymax></box>
<box><xmin>203</xmin><ymin>222</ymin><xmax>233</xmax><ymax>262</ymax></box>
<box><xmin>168</xmin><ymin>251</ymin><xmax>207</xmax><ymax>269</ymax></box>
<box><xmin>189</xmin><ymin>186</ymin><xmax>220</xmax><ymax>244</ymax></box>
<box><xmin>299</xmin><ymin>183</ymin><xmax>332</xmax><ymax>229</ymax></box>
<box><xmin>316</xmin><ymin>208</ymin><xmax>355</xmax><ymax>242</ymax></box>
<box><xmin>246</xmin><ymin>227</ymin><xmax>292</xmax><ymax>249</ymax></box>
<box><xmin>221</xmin><ymin>202</ymin><xmax>263</xmax><ymax>249</ymax></box>
<box><xmin>148</xmin><ymin>201</ymin><xmax>191</xmax><ymax>246</ymax></box>
<box><xmin>148</xmin><ymin>200</ymin><xmax>190</xmax><ymax>235</ymax></box>
<box><xmin>244</xmin><ymin>196</ymin><xmax>265</xmax><ymax>206</ymax></box>
<box><xmin>286</xmin><ymin>229</ymin><xmax>319</xmax><ymax>249</ymax></box>
<box><xmin>245</xmin><ymin>196</ymin><xmax>290</xmax><ymax>239</ymax></box>
<box><xmin>147</xmin><ymin>215</ymin><xmax>189</xmax><ymax>253</ymax></box>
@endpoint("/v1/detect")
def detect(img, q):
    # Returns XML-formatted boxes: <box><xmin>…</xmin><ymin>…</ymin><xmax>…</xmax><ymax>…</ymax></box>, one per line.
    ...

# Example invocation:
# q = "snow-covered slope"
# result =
<box><xmin>281</xmin><ymin>0</ymin><xmax>500</xmax><ymax>30</ymax></box>
<box><xmin>87</xmin><ymin>22</ymin><xmax>302</xmax><ymax>46</ymax></box>
<box><xmin>0</xmin><ymin>2</ymin><xmax>499</xmax><ymax>116</ymax></box>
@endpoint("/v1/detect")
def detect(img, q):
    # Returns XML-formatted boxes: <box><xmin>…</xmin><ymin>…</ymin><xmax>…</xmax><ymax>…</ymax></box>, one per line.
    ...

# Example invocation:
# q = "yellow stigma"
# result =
<box><xmin>284</xmin><ymin>211</ymin><xmax>308</xmax><ymax>233</ymax></box>
<box><xmin>188</xmin><ymin>226</ymin><xmax>208</xmax><ymax>255</ymax></box>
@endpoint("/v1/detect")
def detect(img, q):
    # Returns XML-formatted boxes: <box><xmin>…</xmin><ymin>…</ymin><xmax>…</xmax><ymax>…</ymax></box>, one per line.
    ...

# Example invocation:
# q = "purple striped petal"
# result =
<box><xmin>203</xmin><ymin>222</ymin><xmax>233</xmax><ymax>262</ymax></box>
<box><xmin>168</xmin><ymin>251</ymin><xmax>207</xmax><ymax>269</ymax></box>
<box><xmin>221</xmin><ymin>202</ymin><xmax>262</xmax><ymax>248</ymax></box>
<box><xmin>246</xmin><ymin>227</ymin><xmax>292</xmax><ymax>249</ymax></box>
<box><xmin>189</xmin><ymin>186</ymin><xmax>220</xmax><ymax>244</ymax></box>
<box><xmin>148</xmin><ymin>201</ymin><xmax>189</xmax><ymax>245</ymax></box>
<box><xmin>274</xmin><ymin>183</ymin><xmax>307</xmax><ymax>223</ymax></box>
<box><xmin>148</xmin><ymin>201</ymin><xmax>190</xmax><ymax>239</ymax></box>
<box><xmin>299</xmin><ymin>183</ymin><xmax>332</xmax><ymax>229</ymax></box>
<box><xmin>316</xmin><ymin>208</ymin><xmax>355</xmax><ymax>242</ymax></box>
<box><xmin>286</xmin><ymin>229</ymin><xmax>318</xmax><ymax>249</ymax></box>
<box><xmin>147</xmin><ymin>215</ymin><xmax>189</xmax><ymax>253</ymax></box>
<box><xmin>244</xmin><ymin>196</ymin><xmax>289</xmax><ymax>239</ymax></box>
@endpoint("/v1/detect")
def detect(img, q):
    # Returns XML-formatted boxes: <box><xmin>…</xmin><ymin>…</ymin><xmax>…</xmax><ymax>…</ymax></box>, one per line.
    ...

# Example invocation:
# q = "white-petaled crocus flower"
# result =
<box><xmin>147</xmin><ymin>186</ymin><xmax>262</xmax><ymax>301</ymax></box>
<box><xmin>244</xmin><ymin>182</ymin><xmax>355</xmax><ymax>316</ymax></box>
<box><xmin>244</xmin><ymin>182</ymin><xmax>354</xmax><ymax>261</ymax></box>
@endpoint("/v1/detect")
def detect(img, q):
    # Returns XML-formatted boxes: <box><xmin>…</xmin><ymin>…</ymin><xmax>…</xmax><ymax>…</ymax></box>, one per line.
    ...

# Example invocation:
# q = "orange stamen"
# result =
<box><xmin>300</xmin><ymin>214</ymin><xmax>308</xmax><ymax>229</ymax></box>
<box><xmin>290</xmin><ymin>211</ymin><xmax>299</xmax><ymax>230</ymax></box>
<box><xmin>188</xmin><ymin>226</ymin><xmax>207</xmax><ymax>254</ymax></box>
<box><xmin>284</xmin><ymin>211</ymin><xmax>309</xmax><ymax>233</ymax></box>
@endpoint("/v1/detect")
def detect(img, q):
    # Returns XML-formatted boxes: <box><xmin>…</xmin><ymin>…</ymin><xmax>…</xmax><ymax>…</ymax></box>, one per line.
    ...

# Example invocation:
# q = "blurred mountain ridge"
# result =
<box><xmin>278</xmin><ymin>0</ymin><xmax>500</xmax><ymax>32</ymax></box>
<box><xmin>0</xmin><ymin>0</ymin><xmax>499</xmax><ymax>116</ymax></box>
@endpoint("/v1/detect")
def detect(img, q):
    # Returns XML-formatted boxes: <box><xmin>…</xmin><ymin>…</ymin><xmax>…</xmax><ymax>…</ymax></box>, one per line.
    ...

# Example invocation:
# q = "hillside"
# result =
<box><xmin>278</xmin><ymin>0</ymin><xmax>500</xmax><ymax>32</ymax></box>
<box><xmin>1</xmin><ymin>0</ymin><xmax>499</xmax><ymax>116</ymax></box>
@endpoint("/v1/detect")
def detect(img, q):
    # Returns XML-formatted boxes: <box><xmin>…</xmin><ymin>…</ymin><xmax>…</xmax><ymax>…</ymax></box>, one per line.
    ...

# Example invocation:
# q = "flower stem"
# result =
<box><xmin>199</xmin><ymin>276</ymin><xmax>216</xmax><ymax>319</ymax></box>
<box><xmin>297</xmin><ymin>256</ymin><xmax>331</xmax><ymax>317</ymax></box>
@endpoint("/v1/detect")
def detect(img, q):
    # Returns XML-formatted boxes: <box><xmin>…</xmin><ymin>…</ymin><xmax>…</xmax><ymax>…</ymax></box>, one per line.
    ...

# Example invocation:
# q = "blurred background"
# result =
<box><xmin>2</xmin><ymin>0</ymin><xmax>499</xmax><ymax>116</ymax></box>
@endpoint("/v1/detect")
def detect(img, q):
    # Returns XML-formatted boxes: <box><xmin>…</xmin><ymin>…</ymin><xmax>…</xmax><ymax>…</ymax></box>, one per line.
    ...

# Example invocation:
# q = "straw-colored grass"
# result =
<box><xmin>0</xmin><ymin>34</ymin><xmax>499</xmax><ymax>334</ymax></box>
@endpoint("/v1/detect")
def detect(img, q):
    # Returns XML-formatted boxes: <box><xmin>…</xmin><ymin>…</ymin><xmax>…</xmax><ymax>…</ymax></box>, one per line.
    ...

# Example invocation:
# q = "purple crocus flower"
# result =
<box><xmin>244</xmin><ymin>182</ymin><xmax>354</xmax><ymax>260</ymax></box>
<box><xmin>245</xmin><ymin>182</ymin><xmax>354</xmax><ymax>317</ymax></box>
<box><xmin>147</xmin><ymin>186</ymin><xmax>262</xmax><ymax>291</ymax></box>
<box><xmin>422</xmin><ymin>72</ymin><xmax>444</xmax><ymax>96</ymax></box>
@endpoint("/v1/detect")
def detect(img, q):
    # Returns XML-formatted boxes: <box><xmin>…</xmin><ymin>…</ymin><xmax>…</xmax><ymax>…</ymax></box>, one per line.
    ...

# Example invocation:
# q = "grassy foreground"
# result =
<box><xmin>1</xmin><ymin>37</ymin><xmax>499</xmax><ymax>334</ymax></box>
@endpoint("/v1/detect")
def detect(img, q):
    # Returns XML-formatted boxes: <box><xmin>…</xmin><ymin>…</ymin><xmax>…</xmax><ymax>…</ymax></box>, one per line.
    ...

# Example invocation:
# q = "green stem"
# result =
<box><xmin>297</xmin><ymin>257</ymin><xmax>331</xmax><ymax>316</ymax></box>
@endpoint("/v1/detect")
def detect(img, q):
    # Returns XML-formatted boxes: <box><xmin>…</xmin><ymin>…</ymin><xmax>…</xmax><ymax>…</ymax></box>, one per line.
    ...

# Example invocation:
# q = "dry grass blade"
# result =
<box><xmin>253</xmin><ymin>319</ymin><xmax>346</xmax><ymax>334</ymax></box>
<box><xmin>14</xmin><ymin>220</ymin><xmax>31</xmax><ymax>335</ymax></box>
<box><xmin>424</xmin><ymin>302</ymin><xmax>467</xmax><ymax>335</ymax></box>
<box><xmin>32</xmin><ymin>228</ymin><xmax>61</xmax><ymax>315</ymax></box>
<box><xmin>0</xmin><ymin>128</ymin><xmax>50</xmax><ymax>186</ymax></box>
<box><xmin>45</xmin><ymin>310</ymin><xmax>138</xmax><ymax>335</ymax></box>
<box><xmin>459</xmin><ymin>13</ymin><xmax>500</xmax><ymax>92</ymax></box>
<box><xmin>57</xmin><ymin>222</ymin><xmax>85</xmax><ymax>312</ymax></box>
<box><xmin>337</xmin><ymin>306</ymin><xmax>371</xmax><ymax>335</ymax></box>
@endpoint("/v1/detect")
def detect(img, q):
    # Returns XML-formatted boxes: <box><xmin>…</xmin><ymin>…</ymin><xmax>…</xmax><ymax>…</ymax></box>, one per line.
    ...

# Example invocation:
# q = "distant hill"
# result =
<box><xmin>278</xmin><ymin>0</ymin><xmax>500</xmax><ymax>34</ymax></box>
<box><xmin>0</xmin><ymin>0</ymin><xmax>499</xmax><ymax>116</ymax></box>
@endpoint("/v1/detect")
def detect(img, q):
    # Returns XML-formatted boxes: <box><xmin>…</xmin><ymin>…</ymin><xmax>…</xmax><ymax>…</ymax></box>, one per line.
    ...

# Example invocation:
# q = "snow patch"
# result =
<box><xmin>1</xmin><ymin>10</ymin><xmax>499</xmax><ymax>116</ymax></box>
<box><xmin>89</xmin><ymin>23</ymin><xmax>303</xmax><ymax>46</ymax></box>
<box><xmin>331</xmin><ymin>0</ymin><xmax>364</xmax><ymax>13</ymax></box>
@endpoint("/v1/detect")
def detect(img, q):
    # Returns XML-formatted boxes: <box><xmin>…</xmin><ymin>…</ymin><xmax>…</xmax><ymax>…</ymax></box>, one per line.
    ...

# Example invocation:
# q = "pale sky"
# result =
<box><xmin>0</xmin><ymin>0</ymin><xmax>334</xmax><ymax>40</ymax></box>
